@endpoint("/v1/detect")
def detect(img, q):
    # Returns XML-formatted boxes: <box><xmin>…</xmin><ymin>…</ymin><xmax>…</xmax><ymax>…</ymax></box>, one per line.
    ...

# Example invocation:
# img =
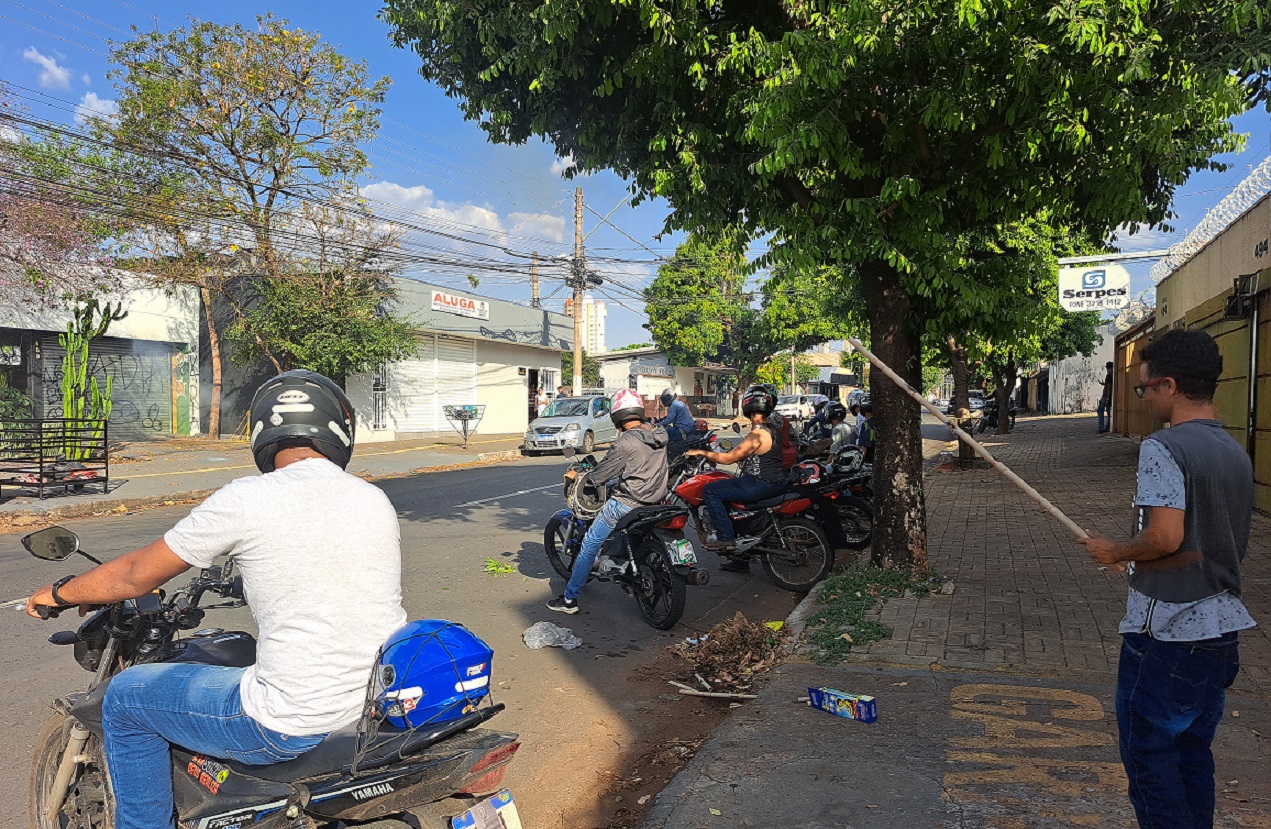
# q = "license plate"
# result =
<box><xmin>452</xmin><ymin>789</ymin><xmax>522</xmax><ymax>829</ymax></box>
<box><xmin>668</xmin><ymin>538</ymin><xmax>697</xmax><ymax>565</ymax></box>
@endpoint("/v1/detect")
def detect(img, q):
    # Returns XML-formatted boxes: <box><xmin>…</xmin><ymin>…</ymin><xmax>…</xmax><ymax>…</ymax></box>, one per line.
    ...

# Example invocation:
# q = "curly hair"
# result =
<box><xmin>1140</xmin><ymin>329</ymin><xmax>1223</xmax><ymax>401</ymax></box>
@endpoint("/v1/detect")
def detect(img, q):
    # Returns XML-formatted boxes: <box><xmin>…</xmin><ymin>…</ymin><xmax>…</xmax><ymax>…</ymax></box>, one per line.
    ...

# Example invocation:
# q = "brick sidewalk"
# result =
<box><xmin>853</xmin><ymin>414</ymin><xmax>1271</xmax><ymax>694</ymax></box>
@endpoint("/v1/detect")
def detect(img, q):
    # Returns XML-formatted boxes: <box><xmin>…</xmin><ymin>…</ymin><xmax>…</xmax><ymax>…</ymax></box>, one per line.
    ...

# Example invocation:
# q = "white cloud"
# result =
<box><xmin>550</xmin><ymin>154</ymin><xmax>576</xmax><ymax>177</ymax></box>
<box><xmin>22</xmin><ymin>47</ymin><xmax>71</xmax><ymax>90</ymax></box>
<box><xmin>82</xmin><ymin>73</ymin><xmax>92</xmax><ymax>85</ymax></box>
<box><xmin>73</xmin><ymin>92</ymin><xmax>120</xmax><ymax>126</ymax></box>
<box><xmin>0</xmin><ymin>124</ymin><xmax>22</xmax><ymax>144</ymax></box>
<box><xmin>508</xmin><ymin>211</ymin><xmax>566</xmax><ymax>244</ymax></box>
<box><xmin>1108</xmin><ymin>223</ymin><xmax>1181</xmax><ymax>253</ymax></box>
<box><xmin>360</xmin><ymin>181</ymin><xmax>567</xmax><ymax>246</ymax></box>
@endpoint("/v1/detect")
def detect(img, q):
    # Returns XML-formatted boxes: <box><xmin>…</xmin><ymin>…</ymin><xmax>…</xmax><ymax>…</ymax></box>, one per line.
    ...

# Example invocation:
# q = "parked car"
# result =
<box><xmin>775</xmin><ymin>394</ymin><xmax>816</xmax><ymax>421</ymax></box>
<box><xmin>945</xmin><ymin>391</ymin><xmax>987</xmax><ymax>415</ymax></box>
<box><xmin>524</xmin><ymin>396</ymin><xmax>618</xmax><ymax>454</ymax></box>
<box><xmin>846</xmin><ymin>389</ymin><xmax>870</xmax><ymax>409</ymax></box>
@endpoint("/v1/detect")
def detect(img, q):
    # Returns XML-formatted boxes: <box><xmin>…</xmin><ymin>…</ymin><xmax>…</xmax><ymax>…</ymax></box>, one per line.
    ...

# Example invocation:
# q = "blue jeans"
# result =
<box><xmin>565</xmin><ymin>498</ymin><xmax>634</xmax><ymax>600</ymax></box>
<box><xmin>702</xmin><ymin>476</ymin><xmax>787</xmax><ymax>542</ymax></box>
<box><xmin>1098</xmin><ymin>400</ymin><xmax>1109</xmax><ymax>431</ymax></box>
<box><xmin>1116</xmin><ymin>632</ymin><xmax>1240</xmax><ymax>829</ymax></box>
<box><xmin>102</xmin><ymin>663</ymin><xmax>326</xmax><ymax>829</ymax></box>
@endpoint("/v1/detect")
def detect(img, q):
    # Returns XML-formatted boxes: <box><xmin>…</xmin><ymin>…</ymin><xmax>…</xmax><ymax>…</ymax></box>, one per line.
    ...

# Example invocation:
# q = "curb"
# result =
<box><xmin>475</xmin><ymin>449</ymin><xmax>525</xmax><ymax>463</ymax></box>
<box><xmin>783</xmin><ymin>586</ymin><xmax>823</xmax><ymax>645</ymax></box>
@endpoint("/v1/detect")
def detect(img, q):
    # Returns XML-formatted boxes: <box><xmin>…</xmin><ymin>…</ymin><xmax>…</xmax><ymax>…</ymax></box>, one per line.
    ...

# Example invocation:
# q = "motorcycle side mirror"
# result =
<box><xmin>718</xmin><ymin>439</ymin><xmax>735</xmax><ymax>451</ymax></box>
<box><xmin>562</xmin><ymin>447</ymin><xmax>577</xmax><ymax>459</ymax></box>
<box><xmin>731</xmin><ymin>422</ymin><xmax>742</xmax><ymax>433</ymax></box>
<box><xmin>22</xmin><ymin>526</ymin><xmax>80</xmax><ymax>561</ymax></box>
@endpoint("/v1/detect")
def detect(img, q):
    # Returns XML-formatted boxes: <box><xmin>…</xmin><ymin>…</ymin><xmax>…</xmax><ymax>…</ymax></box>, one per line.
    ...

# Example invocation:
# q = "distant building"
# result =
<box><xmin>564</xmin><ymin>294</ymin><xmax>607</xmax><ymax>354</ymax></box>
<box><xmin>594</xmin><ymin>347</ymin><xmax>736</xmax><ymax>418</ymax></box>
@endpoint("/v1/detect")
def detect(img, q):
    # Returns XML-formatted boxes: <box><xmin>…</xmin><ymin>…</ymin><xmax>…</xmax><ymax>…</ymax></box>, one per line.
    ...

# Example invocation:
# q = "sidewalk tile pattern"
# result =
<box><xmin>854</xmin><ymin>415</ymin><xmax>1271</xmax><ymax>694</ymax></box>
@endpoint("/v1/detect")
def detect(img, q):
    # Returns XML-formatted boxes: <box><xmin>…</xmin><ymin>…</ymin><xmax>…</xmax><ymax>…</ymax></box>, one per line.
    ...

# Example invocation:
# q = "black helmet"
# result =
<box><xmin>610</xmin><ymin>389</ymin><xmax>646</xmax><ymax>429</ymax></box>
<box><xmin>825</xmin><ymin>402</ymin><xmax>848</xmax><ymax>421</ymax></box>
<box><xmin>814</xmin><ymin>399</ymin><xmax>829</xmax><ymax>412</ymax></box>
<box><xmin>741</xmin><ymin>385</ymin><xmax>776</xmax><ymax>417</ymax></box>
<box><xmin>249</xmin><ymin>369</ymin><xmax>356</xmax><ymax>473</ymax></box>
<box><xmin>660</xmin><ymin>388</ymin><xmax>676</xmax><ymax>407</ymax></box>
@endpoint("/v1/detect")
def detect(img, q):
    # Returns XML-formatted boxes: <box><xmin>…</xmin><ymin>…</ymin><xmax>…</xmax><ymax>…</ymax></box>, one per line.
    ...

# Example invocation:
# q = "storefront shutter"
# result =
<box><xmin>41</xmin><ymin>336</ymin><xmax>175</xmax><ymax>440</ymax></box>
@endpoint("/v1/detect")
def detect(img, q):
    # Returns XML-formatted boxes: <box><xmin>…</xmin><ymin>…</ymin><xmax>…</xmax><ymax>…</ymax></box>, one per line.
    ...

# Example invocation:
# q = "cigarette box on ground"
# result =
<box><xmin>807</xmin><ymin>687</ymin><xmax>878</xmax><ymax>723</ymax></box>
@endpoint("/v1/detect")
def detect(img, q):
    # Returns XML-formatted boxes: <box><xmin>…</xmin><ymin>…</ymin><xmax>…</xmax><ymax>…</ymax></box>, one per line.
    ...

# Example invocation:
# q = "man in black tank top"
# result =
<box><xmin>685</xmin><ymin>386</ymin><xmax>788</xmax><ymax>567</ymax></box>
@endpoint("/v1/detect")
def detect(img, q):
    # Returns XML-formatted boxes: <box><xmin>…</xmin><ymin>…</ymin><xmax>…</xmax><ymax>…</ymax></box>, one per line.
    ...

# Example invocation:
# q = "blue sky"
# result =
<box><xmin>2</xmin><ymin>0</ymin><xmax>1268</xmax><ymax>347</ymax></box>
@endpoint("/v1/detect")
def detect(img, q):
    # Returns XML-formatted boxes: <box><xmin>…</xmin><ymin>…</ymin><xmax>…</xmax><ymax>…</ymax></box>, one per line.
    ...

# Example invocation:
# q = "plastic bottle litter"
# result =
<box><xmin>523</xmin><ymin>621</ymin><xmax>583</xmax><ymax>650</ymax></box>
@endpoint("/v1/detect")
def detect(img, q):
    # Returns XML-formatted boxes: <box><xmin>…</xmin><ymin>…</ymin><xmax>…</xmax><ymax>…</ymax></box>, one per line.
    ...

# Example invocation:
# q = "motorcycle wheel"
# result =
<box><xmin>759</xmin><ymin>517</ymin><xmax>834</xmax><ymax>593</ymax></box>
<box><xmin>544</xmin><ymin>517</ymin><xmax>581</xmax><ymax>580</ymax></box>
<box><xmin>835</xmin><ymin>495</ymin><xmax>874</xmax><ymax>549</ymax></box>
<box><xmin>30</xmin><ymin>712</ymin><xmax>113</xmax><ymax>829</ymax></box>
<box><xmin>633</xmin><ymin>539</ymin><xmax>685</xmax><ymax>630</ymax></box>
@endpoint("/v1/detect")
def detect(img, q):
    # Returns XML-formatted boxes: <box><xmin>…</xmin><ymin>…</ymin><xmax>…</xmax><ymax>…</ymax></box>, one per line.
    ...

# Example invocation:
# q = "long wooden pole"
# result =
<box><xmin>845</xmin><ymin>337</ymin><xmax>1089</xmax><ymax>540</ymax></box>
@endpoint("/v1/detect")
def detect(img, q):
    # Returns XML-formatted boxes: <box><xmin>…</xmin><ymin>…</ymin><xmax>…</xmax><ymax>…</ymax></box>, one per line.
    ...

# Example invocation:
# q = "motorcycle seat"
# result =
<box><xmin>728</xmin><ymin>492</ymin><xmax>803</xmax><ymax>510</ymax></box>
<box><xmin>222</xmin><ymin>705</ymin><xmax>504</xmax><ymax>783</ymax></box>
<box><xmin>611</xmin><ymin>505</ymin><xmax>686</xmax><ymax>534</ymax></box>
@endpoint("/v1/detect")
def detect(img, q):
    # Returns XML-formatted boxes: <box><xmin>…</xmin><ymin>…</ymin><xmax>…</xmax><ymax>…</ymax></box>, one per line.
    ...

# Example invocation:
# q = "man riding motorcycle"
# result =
<box><xmin>548</xmin><ymin>389</ymin><xmax>670</xmax><ymax>614</ymax></box>
<box><xmin>656</xmin><ymin>388</ymin><xmax>696</xmax><ymax>442</ymax></box>
<box><xmin>25</xmin><ymin>370</ymin><xmax>407</xmax><ymax>829</ymax></box>
<box><xmin>684</xmin><ymin>385</ymin><xmax>788</xmax><ymax>571</ymax></box>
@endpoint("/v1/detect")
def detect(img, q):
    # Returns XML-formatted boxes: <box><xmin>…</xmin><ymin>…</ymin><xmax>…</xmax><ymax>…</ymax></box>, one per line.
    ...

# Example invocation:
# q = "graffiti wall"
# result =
<box><xmin>40</xmin><ymin>336</ymin><xmax>176</xmax><ymax>440</ymax></box>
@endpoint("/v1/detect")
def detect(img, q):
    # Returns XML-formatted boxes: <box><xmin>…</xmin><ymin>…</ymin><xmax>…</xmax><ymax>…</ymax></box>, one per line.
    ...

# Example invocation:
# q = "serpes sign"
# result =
<box><xmin>1058</xmin><ymin>265</ymin><xmax>1130</xmax><ymax>312</ymax></box>
<box><xmin>431</xmin><ymin>290</ymin><xmax>490</xmax><ymax>320</ymax></box>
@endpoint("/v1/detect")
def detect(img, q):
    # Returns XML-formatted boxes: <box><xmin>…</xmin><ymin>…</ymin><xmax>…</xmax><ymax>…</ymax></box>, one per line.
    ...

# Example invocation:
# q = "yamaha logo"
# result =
<box><xmin>351</xmin><ymin>781</ymin><xmax>395</xmax><ymax>801</ymax></box>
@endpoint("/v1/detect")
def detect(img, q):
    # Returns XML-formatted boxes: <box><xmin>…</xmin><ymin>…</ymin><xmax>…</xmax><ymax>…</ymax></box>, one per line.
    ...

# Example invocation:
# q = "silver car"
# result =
<box><xmin>524</xmin><ymin>396</ymin><xmax>619</xmax><ymax>454</ymax></box>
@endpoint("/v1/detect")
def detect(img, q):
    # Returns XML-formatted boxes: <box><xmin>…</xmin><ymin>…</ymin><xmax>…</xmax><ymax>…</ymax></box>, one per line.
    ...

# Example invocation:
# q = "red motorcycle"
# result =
<box><xmin>665</xmin><ymin>446</ymin><xmax>834</xmax><ymax>593</ymax></box>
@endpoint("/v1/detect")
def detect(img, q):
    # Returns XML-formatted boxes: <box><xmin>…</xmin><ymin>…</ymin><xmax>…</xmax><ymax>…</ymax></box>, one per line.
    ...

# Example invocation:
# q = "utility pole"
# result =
<box><xmin>572</xmin><ymin>188</ymin><xmax>584</xmax><ymax>395</ymax></box>
<box><xmin>567</xmin><ymin>186</ymin><xmax>602</xmax><ymax>395</ymax></box>
<box><xmin>790</xmin><ymin>347</ymin><xmax>797</xmax><ymax>395</ymax></box>
<box><xmin>531</xmin><ymin>251</ymin><xmax>540</xmax><ymax>309</ymax></box>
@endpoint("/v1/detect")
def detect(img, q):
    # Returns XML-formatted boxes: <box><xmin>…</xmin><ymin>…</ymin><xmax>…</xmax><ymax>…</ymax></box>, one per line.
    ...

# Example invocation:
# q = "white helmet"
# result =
<box><xmin>610</xmin><ymin>388</ymin><xmax>646</xmax><ymax>428</ymax></box>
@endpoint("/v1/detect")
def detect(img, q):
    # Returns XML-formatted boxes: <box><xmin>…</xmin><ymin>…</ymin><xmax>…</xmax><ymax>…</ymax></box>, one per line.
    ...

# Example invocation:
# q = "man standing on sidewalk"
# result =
<box><xmin>1098</xmin><ymin>360</ymin><xmax>1114</xmax><ymax>433</ymax></box>
<box><xmin>1078</xmin><ymin>329</ymin><xmax>1255</xmax><ymax>829</ymax></box>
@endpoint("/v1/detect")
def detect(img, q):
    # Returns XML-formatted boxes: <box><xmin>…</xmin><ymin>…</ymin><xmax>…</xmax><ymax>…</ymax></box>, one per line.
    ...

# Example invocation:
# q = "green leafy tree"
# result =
<box><xmin>611</xmin><ymin>342</ymin><xmax>653</xmax><ymax>352</ymax></box>
<box><xmin>561</xmin><ymin>349</ymin><xmax>601</xmax><ymax>388</ymax></box>
<box><xmin>90</xmin><ymin>15</ymin><xmax>390</xmax><ymax>434</ymax></box>
<box><xmin>383</xmin><ymin>0</ymin><xmax>1270</xmax><ymax>566</ymax></box>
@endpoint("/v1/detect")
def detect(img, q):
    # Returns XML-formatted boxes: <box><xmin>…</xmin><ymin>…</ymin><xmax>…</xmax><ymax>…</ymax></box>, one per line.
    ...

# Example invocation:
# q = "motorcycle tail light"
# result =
<box><xmin>460</xmin><ymin>740</ymin><xmax>521</xmax><ymax>794</ymax></box>
<box><xmin>657</xmin><ymin>515</ymin><xmax>688</xmax><ymax>530</ymax></box>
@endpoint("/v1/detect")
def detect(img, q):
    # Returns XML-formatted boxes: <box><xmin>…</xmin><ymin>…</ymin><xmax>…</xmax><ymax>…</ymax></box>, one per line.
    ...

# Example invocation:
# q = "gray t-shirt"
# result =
<box><xmin>1123</xmin><ymin>439</ymin><xmax>1256</xmax><ymax>641</ymax></box>
<box><xmin>166</xmin><ymin>458</ymin><xmax>407</xmax><ymax>736</ymax></box>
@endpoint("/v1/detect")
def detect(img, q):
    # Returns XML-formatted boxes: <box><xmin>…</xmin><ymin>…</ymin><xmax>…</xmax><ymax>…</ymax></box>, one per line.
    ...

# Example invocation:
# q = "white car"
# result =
<box><xmin>775</xmin><ymin>395</ymin><xmax>815</xmax><ymax>421</ymax></box>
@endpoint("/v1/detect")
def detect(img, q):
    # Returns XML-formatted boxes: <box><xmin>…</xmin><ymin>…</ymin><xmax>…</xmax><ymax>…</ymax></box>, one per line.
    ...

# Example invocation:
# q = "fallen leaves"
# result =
<box><xmin>668</xmin><ymin>612</ymin><xmax>789</xmax><ymax>694</ymax></box>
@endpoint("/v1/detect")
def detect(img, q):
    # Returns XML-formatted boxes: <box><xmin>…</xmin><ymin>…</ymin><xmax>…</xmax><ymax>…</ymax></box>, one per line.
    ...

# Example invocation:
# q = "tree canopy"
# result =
<box><xmin>382</xmin><ymin>0</ymin><xmax>1270</xmax><ymax>566</ymax></box>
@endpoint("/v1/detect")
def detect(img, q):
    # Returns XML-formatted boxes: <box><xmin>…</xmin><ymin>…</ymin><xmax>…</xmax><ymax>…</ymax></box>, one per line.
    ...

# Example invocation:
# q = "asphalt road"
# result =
<box><xmin>0</xmin><ymin>456</ymin><xmax>802</xmax><ymax>829</ymax></box>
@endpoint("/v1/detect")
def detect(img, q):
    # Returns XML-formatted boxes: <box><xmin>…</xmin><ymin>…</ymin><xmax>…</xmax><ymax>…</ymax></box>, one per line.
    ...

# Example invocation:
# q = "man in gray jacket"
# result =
<box><xmin>549</xmin><ymin>389</ymin><xmax>669</xmax><ymax>614</ymax></box>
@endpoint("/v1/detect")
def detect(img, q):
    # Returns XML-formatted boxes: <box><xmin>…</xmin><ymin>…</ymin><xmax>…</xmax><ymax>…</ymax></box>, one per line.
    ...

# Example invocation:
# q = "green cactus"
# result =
<box><xmin>58</xmin><ymin>313</ymin><xmax>116</xmax><ymax>459</ymax></box>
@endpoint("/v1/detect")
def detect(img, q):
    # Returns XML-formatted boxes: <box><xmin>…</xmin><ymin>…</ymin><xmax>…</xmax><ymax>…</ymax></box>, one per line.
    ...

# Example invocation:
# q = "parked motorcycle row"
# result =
<box><xmin>543</xmin><ymin>419</ymin><xmax>876</xmax><ymax>631</ymax></box>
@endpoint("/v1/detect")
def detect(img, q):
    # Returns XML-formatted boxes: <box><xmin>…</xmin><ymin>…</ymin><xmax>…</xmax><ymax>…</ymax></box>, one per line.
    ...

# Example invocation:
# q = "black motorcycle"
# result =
<box><xmin>23</xmin><ymin>527</ymin><xmax>521</xmax><ymax>829</ymax></box>
<box><xmin>542</xmin><ymin>448</ymin><xmax>706</xmax><ymax>629</ymax></box>
<box><xmin>974</xmin><ymin>397</ymin><xmax>1018</xmax><ymax>434</ymax></box>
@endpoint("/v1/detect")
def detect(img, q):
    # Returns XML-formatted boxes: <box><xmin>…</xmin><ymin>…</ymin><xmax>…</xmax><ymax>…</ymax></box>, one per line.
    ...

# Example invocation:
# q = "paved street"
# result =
<box><xmin>0</xmin><ymin>455</ymin><xmax>800</xmax><ymax>829</ymax></box>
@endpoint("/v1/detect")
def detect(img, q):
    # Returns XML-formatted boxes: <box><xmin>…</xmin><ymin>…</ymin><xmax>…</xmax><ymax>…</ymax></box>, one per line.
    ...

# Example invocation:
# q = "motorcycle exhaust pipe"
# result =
<box><xmin>689</xmin><ymin>569</ymin><xmax>710</xmax><ymax>586</ymax></box>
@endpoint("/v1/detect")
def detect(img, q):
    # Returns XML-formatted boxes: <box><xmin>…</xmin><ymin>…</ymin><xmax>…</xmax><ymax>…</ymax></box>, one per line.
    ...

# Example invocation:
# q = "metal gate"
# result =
<box><xmin>393</xmin><ymin>335</ymin><xmax>477</xmax><ymax>432</ymax></box>
<box><xmin>41</xmin><ymin>336</ymin><xmax>175</xmax><ymax>440</ymax></box>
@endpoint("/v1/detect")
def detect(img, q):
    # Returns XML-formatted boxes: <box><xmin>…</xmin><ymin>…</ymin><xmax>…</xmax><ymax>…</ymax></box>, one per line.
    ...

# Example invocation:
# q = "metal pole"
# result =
<box><xmin>790</xmin><ymin>347</ymin><xmax>796</xmax><ymax>396</ymax></box>
<box><xmin>572</xmin><ymin>187</ymin><xmax>584</xmax><ymax>395</ymax></box>
<box><xmin>843</xmin><ymin>336</ymin><xmax>1090</xmax><ymax>540</ymax></box>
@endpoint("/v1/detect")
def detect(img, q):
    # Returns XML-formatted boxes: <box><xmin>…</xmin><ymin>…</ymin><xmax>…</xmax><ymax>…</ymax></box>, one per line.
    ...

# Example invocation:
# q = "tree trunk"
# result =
<box><xmin>947</xmin><ymin>336</ymin><xmax>977</xmax><ymax>466</ymax></box>
<box><xmin>860</xmin><ymin>260</ymin><xmax>927</xmax><ymax>571</ymax></box>
<box><xmin>200</xmin><ymin>284</ymin><xmax>223</xmax><ymax>439</ymax></box>
<box><xmin>994</xmin><ymin>362</ymin><xmax>1018</xmax><ymax>435</ymax></box>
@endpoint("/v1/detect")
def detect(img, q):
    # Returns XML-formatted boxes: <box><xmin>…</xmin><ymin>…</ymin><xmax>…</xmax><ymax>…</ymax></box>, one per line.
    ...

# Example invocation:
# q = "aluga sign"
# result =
<box><xmin>1057</xmin><ymin>265</ymin><xmax>1131</xmax><ymax>312</ymax></box>
<box><xmin>431</xmin><ymin>290</ymin><xmax>491</xmax><ymax>320</ymax></box>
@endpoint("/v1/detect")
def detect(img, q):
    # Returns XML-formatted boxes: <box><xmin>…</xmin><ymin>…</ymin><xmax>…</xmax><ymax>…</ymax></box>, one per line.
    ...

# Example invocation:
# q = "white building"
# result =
<box><xmin>565</xmin><ymin>294</ymin><xmax>607</xmax><ymax>354</ymax></box>
<box><xmin>1046</xmin><ymin>322</ymin><xmax>1116</xmax><ymax>414</ymax></box>
<box><xmin>345</xmin><ymin>279</ymin><xmax>572</xmax><ymax>441</ymax></box>
<box><xmin>594</xmin><ymin>347</ymin><xmax>736</xmax><ymax>418</ymax></box>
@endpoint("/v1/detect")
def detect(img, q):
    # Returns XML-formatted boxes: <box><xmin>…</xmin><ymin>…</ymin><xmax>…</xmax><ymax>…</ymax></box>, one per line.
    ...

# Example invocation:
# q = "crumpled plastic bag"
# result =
<box><xmin>523</xmin><ymin>621</ymin><xmax>582</xmax><ymax>650</ymax></box>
